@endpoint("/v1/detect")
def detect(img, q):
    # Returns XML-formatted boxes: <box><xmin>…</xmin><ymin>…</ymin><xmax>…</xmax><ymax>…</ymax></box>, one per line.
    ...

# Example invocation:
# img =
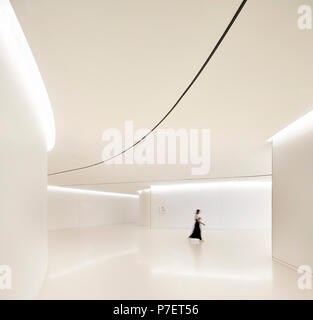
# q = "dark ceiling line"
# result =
<box><xmin>48</xmin><ymin>0</ymin><xmax>248</xmax><ymax>177</ymax></box>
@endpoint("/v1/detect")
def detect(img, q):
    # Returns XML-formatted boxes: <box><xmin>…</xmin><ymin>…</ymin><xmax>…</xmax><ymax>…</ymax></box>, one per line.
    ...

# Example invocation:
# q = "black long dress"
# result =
<box><xmin>189</xmin><ymin>217</ymin><xmax>202</xmax><ymax>240</ymax></box>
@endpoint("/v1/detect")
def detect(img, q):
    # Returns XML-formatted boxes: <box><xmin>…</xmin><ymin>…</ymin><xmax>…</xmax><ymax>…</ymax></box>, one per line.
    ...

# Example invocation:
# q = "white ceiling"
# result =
<box><xmin>11</xmin><ymin>0</ymin><xmax>313</xmax><ymax>193</ymax></box>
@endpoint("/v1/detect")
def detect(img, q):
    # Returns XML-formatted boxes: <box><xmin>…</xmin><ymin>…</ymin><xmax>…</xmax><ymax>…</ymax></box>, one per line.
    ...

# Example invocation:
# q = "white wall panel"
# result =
<box><xmin>150</xmin><ymin>180</ymin><xmax>271</xmax><ymax>229</ymax></box>
<box><xmin>272</xmin><ymin>110</ymin><xmax>313</xmax><ymax>268</ymax></box>
<box><xmin>48</xmin><ymin>187</ymin><xmax>139</xmax><ymax>230</ymax></box>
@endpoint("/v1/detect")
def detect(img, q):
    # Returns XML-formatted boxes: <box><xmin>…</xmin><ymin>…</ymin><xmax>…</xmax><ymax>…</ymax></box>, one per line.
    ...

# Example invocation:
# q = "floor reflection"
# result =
<box><xmin>38</xmin><ymin>225</ymin><xmax>313</xmax><ymax>300</ymax></box>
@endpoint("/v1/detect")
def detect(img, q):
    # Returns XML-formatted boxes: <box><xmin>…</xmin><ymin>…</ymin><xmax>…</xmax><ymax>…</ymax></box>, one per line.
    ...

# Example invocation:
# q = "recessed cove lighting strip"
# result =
<box><xmin>48</xmin><ymin>185</ymin><xmax>139</xmax><ymax>198</ymax></box>
<box><xmin>267</xmin><ymin>109</ymin><xmax>313</xmax><ymax>142</ymax></box>
<box><xmin>151</xmin><ymin>180</ymin><xmax>271</xmax><ymax>192</ymax></box>
<box><xmin>0</xmin><ymin>0</ymin><xmax>55</xmax><ymax>151</ymax></box>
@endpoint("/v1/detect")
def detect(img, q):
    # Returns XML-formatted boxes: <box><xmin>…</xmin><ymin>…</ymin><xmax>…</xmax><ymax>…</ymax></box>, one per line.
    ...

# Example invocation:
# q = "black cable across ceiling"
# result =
<box><xmin>48</xmin><ymin>0</ymin><xmax>248</xmax><ymax>176</ymax></box>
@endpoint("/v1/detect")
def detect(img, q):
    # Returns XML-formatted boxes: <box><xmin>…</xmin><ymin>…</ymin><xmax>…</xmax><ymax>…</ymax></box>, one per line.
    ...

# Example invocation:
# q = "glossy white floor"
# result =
<box><xmin>38</xmin><ymin>225</ymin><xmax>313</xmax><ymax>300</ymax></box>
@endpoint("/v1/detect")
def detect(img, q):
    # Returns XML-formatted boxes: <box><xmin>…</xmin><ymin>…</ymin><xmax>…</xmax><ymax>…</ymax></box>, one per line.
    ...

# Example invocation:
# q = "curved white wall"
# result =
<box><xmin>48</xmin><ymin>187</ymin><xmax>139</xmax><ymax>230</ymax></box>
<box><xmin>150</xmin><ymin>179</ymin><xmax>272</xmax><ymax>229</ymax></box>
<box><xmin>0</xmin><ymin>37</ymin><xmax>48</xmax><ymax>300</ymax></box>
<box><xmin>0</xmin><ymin>0</ymin><xmax>54</xmax><ymax>299</ymax></box>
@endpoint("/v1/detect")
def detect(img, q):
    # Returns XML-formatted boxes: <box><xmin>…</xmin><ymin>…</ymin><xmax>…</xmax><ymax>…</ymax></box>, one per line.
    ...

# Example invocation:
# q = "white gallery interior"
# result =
<box><xmin>1</xmin><ymin>0</ymin><xmax>313</xmax><ymax>300</ymax></box>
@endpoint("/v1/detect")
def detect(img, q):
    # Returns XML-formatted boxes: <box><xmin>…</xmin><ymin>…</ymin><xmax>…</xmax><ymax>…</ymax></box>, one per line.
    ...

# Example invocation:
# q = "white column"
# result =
<box><xmin>139</xmin><ymin>189</ymin><xmax>151</xmax><ymax>227</ymax></box>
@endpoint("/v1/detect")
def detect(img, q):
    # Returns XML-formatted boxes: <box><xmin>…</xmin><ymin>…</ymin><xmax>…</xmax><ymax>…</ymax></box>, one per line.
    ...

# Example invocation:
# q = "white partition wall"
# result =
<box><xmin>138</xmin><ymin>189</ymin><xmax>151</xmax><ymax>227</ymax></box>
<box><xmin>48</xmin><ymin>187</ymin><xmax>139</xmax><ymax>230</ymax></box>
<box><xmin>272</xmin><ymin>110</ymin><xmax>313</xmax><ymax>269</ymax></box>
<box><xmin>0</xmin><ymin>0</ymin><xmax>55</xmax><ymax>299</ymax></box>
<box><xmin>150</xmin><ymin>179</ymin><xmax>272</xmax><ymax>229</ymax></box>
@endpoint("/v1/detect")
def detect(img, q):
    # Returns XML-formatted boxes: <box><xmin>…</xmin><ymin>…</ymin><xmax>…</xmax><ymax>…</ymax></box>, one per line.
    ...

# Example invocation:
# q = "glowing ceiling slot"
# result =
<box><xmin>267</xmin><ymin>110</ymin><xmax>313</xmax><ymax>142</ymax></box>
<box><xmin>48</xmin><ymin>185</ymin><xmax>139</xmax><ymax>198</ymax></box>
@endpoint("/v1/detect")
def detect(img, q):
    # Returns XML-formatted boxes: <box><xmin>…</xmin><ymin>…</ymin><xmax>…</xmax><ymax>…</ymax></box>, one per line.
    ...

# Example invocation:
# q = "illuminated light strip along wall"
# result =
<box><xmin>48</xmin><ymin>185</ymin><xmax>139</xmax><ymax>198</ymax></box>
<box><xmin>150</xmin><ymin>179</ymin><xmax>271</xmax><ymax>192</ymax></box>
<box><xmin>0</xmin><ymin>0</ymin><xmax>55</xmax><ymax>151</ymax></box>
<box><xmin>267</xmin><ymin>109</ymin><xmax>313</xmax><ymax>142</ymax></box>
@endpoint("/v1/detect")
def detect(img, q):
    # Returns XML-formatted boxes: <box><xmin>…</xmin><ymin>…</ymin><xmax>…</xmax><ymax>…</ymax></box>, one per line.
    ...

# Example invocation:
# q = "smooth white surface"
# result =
<box><xmin>138</xmin><ymin>189</ymin><xmax>151</xmax><ymax>226</ymax></box>
<box><xmin>10</xmin><ymin>0</ymin><xmax>313</xmax><ymax>191</ymax></box>
<box><xmin>272</xmin><ymin>110</ymin><xmax>313</xmax><ymax>268</ymax></box>
<box><xmin>0</xmin><ymin>0</ymin><xmax>55</xmax><ymax>151</ymax></box>
<box><xmin>48</xmin><ymin>187</ymin><xmax>139</xmax><ymax>230</ymax></box>
<box><xmin>150</xmin><ymin>179</ymin><xmax>272</xmax><ymax>229</ymax></box>
<box><xmin>0</xmin><ymin>1</ymin><xmax>48</xmax><ymax>298</ymax></box>
<box><xmin>38</xmin><ymin>225</ymin><xmax>313</xmax><ymax>299</ymax></box>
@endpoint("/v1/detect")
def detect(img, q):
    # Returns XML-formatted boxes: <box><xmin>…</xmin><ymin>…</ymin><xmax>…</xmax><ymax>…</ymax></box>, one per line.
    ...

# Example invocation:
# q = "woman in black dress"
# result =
<box><xmin>189</xmin><ymin>209</ymin><xmax>205</xmax><ymax>241</ymax></box>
